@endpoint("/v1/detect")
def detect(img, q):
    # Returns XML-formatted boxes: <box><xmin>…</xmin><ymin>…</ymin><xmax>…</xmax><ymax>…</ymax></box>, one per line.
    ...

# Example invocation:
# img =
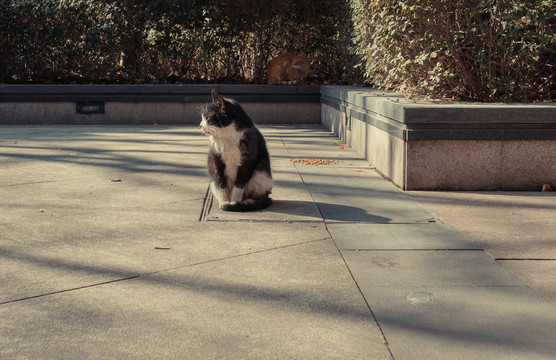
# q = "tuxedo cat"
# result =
<box><xmin>200</xmin><ymin>90</ymin><xmax>272</xmax><ymax>212</ymax></box>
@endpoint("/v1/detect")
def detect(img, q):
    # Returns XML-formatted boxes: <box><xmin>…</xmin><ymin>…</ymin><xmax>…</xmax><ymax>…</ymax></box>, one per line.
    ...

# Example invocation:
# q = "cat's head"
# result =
<box><xmin>200</xmin><ymin>90</ymin><xmax>234</xmax><ymax>136</ymax></box>
<box><xmin>292</xmin><ymin>52</ymin><xmax>309</xmax><ymax>65</ymax></box>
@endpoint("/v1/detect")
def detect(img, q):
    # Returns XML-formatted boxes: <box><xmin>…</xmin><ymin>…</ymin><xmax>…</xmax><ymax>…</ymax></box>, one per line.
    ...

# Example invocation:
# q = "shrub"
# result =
<box><xmin>0</xmin><ymin>0</ymin><xmax>359</xmax><ymax>84</ymax></box>
<box><xmin>0</xmin><ymin>0</ymin><xmax>125</xmax><ymax>83</ymax></box>
<box><xmin>351</xmin><ymin>0</ymin><xmax>556</xmax><ymax>102</ymax></box>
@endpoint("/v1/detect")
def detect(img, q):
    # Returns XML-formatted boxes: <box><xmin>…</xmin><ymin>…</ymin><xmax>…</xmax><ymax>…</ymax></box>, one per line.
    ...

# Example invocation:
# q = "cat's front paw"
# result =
<box><xmin>219</xmin><ymin>201</ymin><xmax>237</xmax><ymax>209</ymax></box>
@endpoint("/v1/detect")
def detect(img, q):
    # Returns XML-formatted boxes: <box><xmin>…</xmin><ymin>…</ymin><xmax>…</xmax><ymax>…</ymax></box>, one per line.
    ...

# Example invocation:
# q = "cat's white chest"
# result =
<box><xmin>210</xmin><ymin>126</ymin><xmax>243</xmax><ymax>183</ymax></box>
<box><xmin>221</xmin><ymin>147</ymin><xmax>242</xmax><ymax>169</ymax></box>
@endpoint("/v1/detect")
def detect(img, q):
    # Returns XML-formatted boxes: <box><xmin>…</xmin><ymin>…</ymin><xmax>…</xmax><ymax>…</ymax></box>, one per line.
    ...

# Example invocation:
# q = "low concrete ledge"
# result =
<box><xmin>0</xmin><ymin>84</ymin><xmax>320</xmax><ymax>125</ymax></box>
<box><xmin>321</xmin><ymin>86</ymin><xmax>556</xmax><ymax>190</ymax></box>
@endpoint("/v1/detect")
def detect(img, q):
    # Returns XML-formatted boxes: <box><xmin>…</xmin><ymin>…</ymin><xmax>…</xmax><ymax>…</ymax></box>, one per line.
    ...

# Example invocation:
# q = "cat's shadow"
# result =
<box><xmin>269</xmin><ymin>200</ymin><xmax>391</xmax><ymax>223</ymax></box>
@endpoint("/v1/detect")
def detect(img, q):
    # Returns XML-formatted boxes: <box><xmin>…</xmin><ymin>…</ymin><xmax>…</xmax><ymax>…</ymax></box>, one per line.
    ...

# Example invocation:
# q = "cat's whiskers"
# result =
<box><xmin>202</xmin><ymin>128</ymin><xmax>216</xmax><ymax>136</ymax></box>
<box><xmin>200</xmin><ymin>113</ymin><xmax>218</xmax><ymax>136</ymax></box>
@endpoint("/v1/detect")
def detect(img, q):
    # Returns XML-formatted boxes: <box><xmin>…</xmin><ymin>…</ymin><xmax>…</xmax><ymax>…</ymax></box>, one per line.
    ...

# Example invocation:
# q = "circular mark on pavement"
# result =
<box><xmin>405</xmin><ymin>291</ymin><xmax>437</xmax><ymax>305</ymax></box>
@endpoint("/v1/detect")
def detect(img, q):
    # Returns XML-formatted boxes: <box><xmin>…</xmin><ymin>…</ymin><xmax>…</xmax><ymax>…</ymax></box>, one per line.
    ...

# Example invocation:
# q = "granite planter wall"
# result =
<box><xmin>321</xmin><ymin>86</ymin><xmax>556</xmax><ymax>191</ymax></box>
<box><xmin>0</xmin><ymin>84</ymin><xmax>321</xmax><ymax>125</ymax></box>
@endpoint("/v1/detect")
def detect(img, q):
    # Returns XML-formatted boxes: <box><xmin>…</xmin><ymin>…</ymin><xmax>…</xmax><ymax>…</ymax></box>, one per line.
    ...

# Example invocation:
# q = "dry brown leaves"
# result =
<box><xmin>290</xmin><ymin>158</ymin><xmax>336</xmax><ymax>166</ymax></box>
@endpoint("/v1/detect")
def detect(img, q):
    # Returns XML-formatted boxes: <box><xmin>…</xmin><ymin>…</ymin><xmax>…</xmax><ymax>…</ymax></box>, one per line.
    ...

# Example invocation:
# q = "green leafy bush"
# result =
<box><xmin>0</xmin><ymin>0</ymin><xmax>358</xmax><ymax>84</ymax></box>
<box><xmin>0</xmin><ymin>0</ymin><xmax>125</xmax><ymax>83</ymax></box>
<box><xmin>351</xmin><ymin>0</ymin><xmax>555</xmax><ymax>101</ymax></box>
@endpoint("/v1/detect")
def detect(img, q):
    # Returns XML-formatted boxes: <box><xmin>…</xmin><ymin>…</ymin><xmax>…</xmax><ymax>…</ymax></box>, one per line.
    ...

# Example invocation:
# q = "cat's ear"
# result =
<box><xmin>211</xmin><ymin>90</ymin><xmax>226</xmax><ymax>110</ymax></box>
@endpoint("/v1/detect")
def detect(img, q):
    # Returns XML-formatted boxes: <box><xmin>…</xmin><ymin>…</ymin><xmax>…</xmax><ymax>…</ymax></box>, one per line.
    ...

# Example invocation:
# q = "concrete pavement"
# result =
<box><xmin>1</xmin><ymin>124</ymin><xmax>555</xmax><ymax>359</ymax></box>
<box><xmin>407</xmin><ymin>191</ymin><xmax>556</xmax><ymax>305</ymax></box>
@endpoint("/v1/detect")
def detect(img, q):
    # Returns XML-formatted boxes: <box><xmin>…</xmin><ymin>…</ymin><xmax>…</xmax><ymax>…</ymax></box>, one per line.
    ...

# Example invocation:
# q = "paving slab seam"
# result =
<box><xmin>0</xmin><ymin>179</ymin><xmax>82</xmax><ymax>187</ymax></box>
<box><xmin>0</xmin><ymin>276</ymin><xmax>140</xmax><ymax>306</ymax></box>
<box><xmin>1</xmin><ymin>237</ymin><xmax>333</xmax><ymax>307</ymax></box>
<box><xmin>145</xmin><ymin>236</ymin><xmax>334</xmax><ymax>275</ymax></box>
<box><xmin>497</xmin><ymin>258</ymin><xmax>556</xmax><ymax>261</ymax></box>
<box><xmin>344</xmin><ymin>284</ymin><xmax>532</xmax><ymax>289</ymax></box>
<box><xmin>275</xmin><ymin>125</ymin><xmax>396</xmax><ymax>358</ymax></box>
<box><xmin>325</xmin><ymin>223</ymin><xmax>396</xmax><ymax>360</ymax></box>
<box><xmin>340</xmin><ymin>248</ymin><xmax>485</xmax><ymax>252</ymax></box>
<box><xmin>274</xmin><ymin>126</ymin><xmax>295</xmax><ymax>159</ymax></box>
<box><xmin>204</xmin><ymin>219</ymin><xmax>326</xmax><ymax>224</ymax></box>
<box><xmin>323</xmin><ymin>221</ymin><xmax>440</xmax><ymax>225</ymax></box>
<box><xmin>277</xmin><ymin>124</ymin><xmax>453</xmax><ymax>358</ymax></box>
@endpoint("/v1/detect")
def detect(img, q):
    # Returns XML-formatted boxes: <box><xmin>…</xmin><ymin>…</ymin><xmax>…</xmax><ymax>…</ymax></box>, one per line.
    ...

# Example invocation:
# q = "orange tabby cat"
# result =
<box><xmin>267</xmin><ymin>52</ymin><xmax>309</xmax><ymax>85</ymax></box>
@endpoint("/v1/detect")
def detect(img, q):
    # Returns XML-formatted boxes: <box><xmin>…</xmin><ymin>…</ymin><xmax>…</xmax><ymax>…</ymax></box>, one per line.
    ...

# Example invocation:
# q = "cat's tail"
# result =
<box><xmin>221</xmin><ymin>195</ymin><xmax>272</xmax><ymax>212</ymax></box>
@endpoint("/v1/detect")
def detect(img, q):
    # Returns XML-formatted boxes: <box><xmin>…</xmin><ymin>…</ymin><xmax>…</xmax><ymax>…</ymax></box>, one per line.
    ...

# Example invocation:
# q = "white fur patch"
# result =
<box><xmin>210</xmin><ymin>124</ymin><xmax>243</xmax><ymax>154</ymax></box>
<box><xmin>245</xmin><ymin>171</ymin><xmax>273</xmax><ymax>198</ymax></box>
<box><xmin>211</xmin><ymin>181</ymin><xmax>229</xmax><ymax>204</ymax></box>
<box><xmin>230</xmin><ymin>186</ymin><xmax>244</xmax><ymax>202</ymax></box>
<box><xmin>209</xmin><ymin>124</ymin><xmax>244</xmax><ymax>188</ymax></box>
